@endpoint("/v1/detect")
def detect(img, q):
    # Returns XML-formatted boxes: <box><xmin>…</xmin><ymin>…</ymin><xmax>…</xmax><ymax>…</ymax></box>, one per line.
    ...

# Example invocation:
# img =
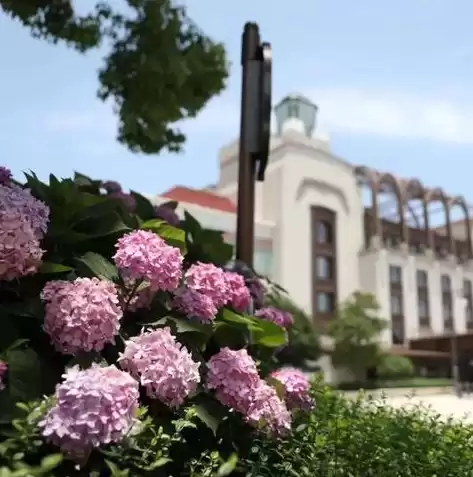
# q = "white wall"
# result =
<box><xmin>361</xmin><ymin>248</ymin><xmax>473</xmax><ymax>345</ymax></box>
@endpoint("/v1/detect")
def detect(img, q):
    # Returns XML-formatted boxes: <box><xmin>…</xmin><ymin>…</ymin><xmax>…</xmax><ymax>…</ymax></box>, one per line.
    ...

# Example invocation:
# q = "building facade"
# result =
<box><xmin>153</xmin><ymin>94</ymin><xmax>473</xmax><ymax>382</ymax></box>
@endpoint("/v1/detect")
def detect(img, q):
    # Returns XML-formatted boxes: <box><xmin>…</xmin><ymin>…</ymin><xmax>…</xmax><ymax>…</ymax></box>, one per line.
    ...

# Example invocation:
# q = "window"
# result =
<box><xmin>441</xmin><ymin>275</ymin><xmax>451</xmax><ymax>292</ymax></box>
<box><xmin>464</xmin><ymin>279</ymin><xmax>472</xmax><ymax>297</ymax></box>
<box><xmin>389</xmin><ymin>265</ymin><xmax>402</xmax><ymax>284</ymax></box>
<box><xmin>390</xmin><ymin>294</ymin><xmax>403</xmax><ymax>316</ymax></box>
<box><xmin>418</xmin><ymin>297</ymin><xmax>429</xmax><ymax>318</ymax></box>
<box><xmin>467</xmin><ymin>304</ymin><xmax>473</xmax><ymax>324</ymax></box>
<box><xmin>288</xmin><ymin>101</ymin><xmax>300</xmax><ymax>118</ymax></box>
<box><xmin>253</xmin><ymin>250</ymin><xmax>273</xmax><ymax>278</ymax></box>
<box><xmin>316</xmin><ymin>221</ymin><xmax>332</xmax><ymax>244</ymax></box>
<box><xmin>316</xmin><ymin>292</ymin><xmax>334</xmax><ymax>313</ymax></box>
<box><xmin>391</xmin><ymin>322</ymin><xmax>404</xmax><ymax>345</ymax></box>
<box><xmin>442</xmin><ymin>303</ymin><xmax>453</xmax><ymax>320</ymax></box>
<box><xmin>416</xmin><ymin>270</ymin><xmax>428</xmax><ymax>288</ymax></box>
<box><xmin>316</xmin><ymin>256</ymin><xmax>333</xmax><ymax>279</ymax></box>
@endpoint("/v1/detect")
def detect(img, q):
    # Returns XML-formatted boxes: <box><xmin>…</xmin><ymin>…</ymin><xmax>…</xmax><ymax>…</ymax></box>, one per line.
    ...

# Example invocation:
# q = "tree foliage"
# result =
<box><xmin>378</xmin><ymin>354</ymin><xmax>415</xmax><ymax>380</ymax></box>
<box><xmin>0</xmin><ymin>0</ymin><xmax>228</xmax><ymax>154</ymax></box>
<box><xmin>328</xmin><ymin>291</ymin><xmax>387</xmax><ymax>378</ymax></box>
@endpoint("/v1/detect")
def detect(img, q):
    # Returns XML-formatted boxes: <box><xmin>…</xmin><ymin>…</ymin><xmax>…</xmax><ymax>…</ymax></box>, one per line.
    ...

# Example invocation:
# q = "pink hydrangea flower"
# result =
<box><xmin>206</xmin><ymin>348</ymin><xmax>260</xmax><ymax>413</ymax></box>
<box><xmin>0</xmin><ymin>212</ymin><xmax>43</xmax><ymax>280</ymax></box>
<box><xmin>41</xmin><ymin>278</ymin><xmax>122</xmax><ymax>355</ymax></box>
<box><xmin>114</xmin><ymin>230</ymin><xmax>183</xmax><ymax>292</ymax></box>
<box><xmin>173</xmin><ymin>287</ymin><xmax>218</xmax><ymax>322</ymax></box>
<box><xmin>245</xmin><ymin>381</ymin><xmax>292</xmax><ymax>436</ymax></box>
<box><xmin>269</xmin><ymin>367</ymin><xmax>314</xmax><ymax>411</ymax></box>
<box><xmin>154</xmin><ymin>204</ymin><xmax>180</xmax><ymax>226</ymax></box>
<box><xmin>39</xmin><ymin>365</ymin><xmax>139</xmax><ymax>462</ymax></box>
<box><xmin>109</xmin><ymin>191</ymin><xmax>136</xmax><ymax>212</ymax></box>
<box><xmin>185</xmin><ymin>262</ymin><xmax>228</xmax><ymax>308</ymax></box>
<box><xmin>255</xmin><ymin>307</ymin><xmax>293</xmax><ymax>329</ymax></box>
<box><xmin>0</xmin><ymin>183</ymin><xmax>49</xmax><ymax>239</ymax></box>
<box><xmin>0</xmin><ymin>167</ymin><xmax>12</xmax><ymax>186</ymax></box>
<box><xmin>118</xmin><ymin>327</ymin><xmax>200</xmax><ymax>408</ymax></box>
<box><xmin>224</xmin><ymin>272</ymin><xmax>251</xmax><ymax>312</ymax></box>
<box><xmin>0</xmin><ymin>360</ymin><xmax>7</xmax><ymax>391</ymax></box>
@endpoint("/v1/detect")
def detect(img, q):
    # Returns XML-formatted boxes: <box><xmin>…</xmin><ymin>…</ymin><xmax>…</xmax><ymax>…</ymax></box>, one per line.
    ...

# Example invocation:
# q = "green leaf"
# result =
<box><xmin>217</xmin><ymin>454</ymin><xmax>238</xmax><ymax>477</ymax></box>
<box><xmin>73</xmin><ymin>171</ymin><xmax>94</xmax><ymax>186</ymax></box>
<box><xmin>164</xmin><ymin>316</ymin><xmax>213</xmax><ymax>335</ymax></box>
<box><xmin>199</xmin><ymin>229</ymin><xmax>233</xmax><ymax>266</ymax></box>
<box><xmin>130</xmin><ymin>191</ymin><xmax>155</xmax><ymax>220</ymax></box>
<box><xmin>141</xmin><ymin>219</ymin><xmax>186</xmax><ymax>254</ymax></box>
<box><xmin>183</xmin><ymin>211</ymin><xmax>203</xmax><ymax>241</ymax></box>
<box><xmin>221</xmin><ymin>309</ymin><xmax>254</xmax><ymax>327</ymax></box>
<box><xmin>105</xmin><ymin>460</ymin><xmax>130</xmax><ymax>477</ymax></box>
<box><xmin>85</xmin><ymin>212</ymin><xmax>131</xmax><ymax>239</ymax></box>
<box><xmin>250</xmin><ymin>319</ymin><xmax>287</xmax><ymax>348</ymax></box>
<box><xmin>75</xmin><ymin>252</ymin><xmax>118</xmax><ymax>281</ymax></box>
<box><xmin>1</xmin><ymin>339</ymin><xmax>29</xmax><ymax>354</ymax></box>
<box><xmin>144</xmin><ymin>457</ymin><xmax>172</xmax><ymax>470</ymax></box>
<box><xmin>40</xmin><ymin>454</ymin><xmax>63</xmax><ymax>471</ymax></box>
<box><xmin>193</xmin><ymin>403</ymin><xmax>221</xmax><ymax>436</ymax></box>
<box><xmin>266</xmin><ymin>376</ymin><xmax>286</xmax><ymax>400</ymax></box>
<box><xmin>0</xmin><ymin>348</ymin><xmax>44</xmax><ymax>422</ymax></box>
<box><xmin>39</xmin><ymin>262</ymin><xmax>72</xmax><ymax>274</ymax></box>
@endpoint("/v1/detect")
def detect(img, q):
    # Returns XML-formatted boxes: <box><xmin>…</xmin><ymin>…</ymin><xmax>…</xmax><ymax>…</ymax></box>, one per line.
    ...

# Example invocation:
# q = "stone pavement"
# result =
<box><xmin>381</xmin><ymin>393</ymin><xmax>473</xmax><ymax>423</ymax></box>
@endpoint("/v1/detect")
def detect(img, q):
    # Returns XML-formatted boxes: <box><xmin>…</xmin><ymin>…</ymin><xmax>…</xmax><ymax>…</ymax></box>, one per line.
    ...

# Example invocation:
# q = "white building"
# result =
<box><xmin>153</xmin><ymin>94</ymin><xmax>473</xmax><ymax>382</ymax></box>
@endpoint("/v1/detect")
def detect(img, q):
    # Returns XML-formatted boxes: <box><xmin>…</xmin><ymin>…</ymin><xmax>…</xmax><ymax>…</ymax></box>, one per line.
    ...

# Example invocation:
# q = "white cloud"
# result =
<box><xmin>37</xmin><ymin>87</ymin><xmax>473</xmax><ymax>146</ymax></box>
<box><xmin>307</xmin><ymin>88</ymin><xmax>473</xmax><ymax>144</ymax></box>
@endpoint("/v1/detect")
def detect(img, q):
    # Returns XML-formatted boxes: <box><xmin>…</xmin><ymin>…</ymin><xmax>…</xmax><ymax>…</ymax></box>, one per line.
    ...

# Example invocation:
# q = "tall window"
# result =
<box><xmin>416</xmin><ymin>270</ymin><xmax>430</xmax><ymax>327</ymax></box>
<box><xmin>441</xmin><ymin>274</ymin><xmax>453</xmax><ymax>330</ymax></box>
<box><xmin>311</xmin><ymin>207</ymin><xmax>337</xmax><ymax>321</ymax></box>
<box><xmin>316</xmin><ymin>221</ymin><xmax>332</xmax><ymax>244</ymax></box>
<box><xmin>389</xmin><ymin>265</ymin><xmax>405</xmax><ymax>344</ymax></box>
<box><xmin>389</xmin><ymin>265</ymin><xmax>402</xmax><ymax>284</ymax></box>
<box><xmin>316</xmin><ymin>292</ymin><xmax>335</xmax><ymax>313</ymax></box>
<box><xmin>316</xmin><ymin>256</ymin><xmax>333</xmax><ymax>280</ymax></box>
<box><xmin>464</xmin><ymin>279</ymin><xmax>473</xmax><ymax>329</ymax></box>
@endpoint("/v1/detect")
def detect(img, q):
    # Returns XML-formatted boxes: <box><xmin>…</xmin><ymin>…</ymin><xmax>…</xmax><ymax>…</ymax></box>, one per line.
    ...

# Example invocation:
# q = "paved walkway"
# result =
<box><xmin>381</xmin><ymin>394</ymin><xmax>473</xmax><ymax>423</ymax></box>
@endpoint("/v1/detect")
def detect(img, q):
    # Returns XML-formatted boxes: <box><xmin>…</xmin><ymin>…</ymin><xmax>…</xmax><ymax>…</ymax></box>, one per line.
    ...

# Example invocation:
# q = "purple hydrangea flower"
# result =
<box><xmin>0</xmin><ymin>212</ymin><xmax>43</xmax><ymax>280</ymax></box>
<box><xmin>224</xmin><ymin>271</ymin><xmax>251</xmax><ymax>312</ymax></box>
<box><xmin>0</xmin><ymin>183</ymin><xmax>49</xmax><ymax>239</ymax></box>
<box><xmin>185</xmin><ymin>262</ymin><xmax>229</xmax><ymax>309</ymax></box>
<box><xmin>255</xmin><ymin>306</ymin><xmax>293</xmax><ymax>329</ymax></box>
<box><xmin>102</xmin><ymin>181</ymin><xmax>122</xmax><ymax>193</ymax></box>
<box><xmin>114</xmin><ymin>230</ymin><xmax>183</xmax><ymax>292</ymax></box>
<box><xmin>0</xmin><ymin>360</ymin><xmax>7</xmax><ymax>391</ymax></box>
<box><xmin>245</xmin><ymin>381</ymin><xmax>292</xmax><ymax>436</ymax></box>
<box><xmin>154</xmin><ymin>204</ymin><xmax>180</xmax><ymax>226</ymax></box>
<box><xmin>0</xmin><ymin>167</ymin><xmax>12</xmax><ymax>186</ymax></box>
<box><xmin>269</xmin><ymin>367</ymin><xmax>314</xmax><ymax>411</ymax></box>
<box><xmin>118</xmin><ymin>327</ymin><xmax>201</xmax><ymax>408</ymax></box>
<box><xmin>39</xmin><ymin>365</ymin><xmax>139</xmax><ymax>462</ymax></box>
<box><xmin>173</xmin><ymin>287</ymin><xmax>218</xmax><ymax>322</ymax></box>
<box><xmin>41</xmin><ymin>278</ymin><xmax>122</xmax><ymax>355</ymax></box>
<box><xmin>206</xmin><ymin>348</ymin><xmax>260</xmax><ymax>413</ymax></box>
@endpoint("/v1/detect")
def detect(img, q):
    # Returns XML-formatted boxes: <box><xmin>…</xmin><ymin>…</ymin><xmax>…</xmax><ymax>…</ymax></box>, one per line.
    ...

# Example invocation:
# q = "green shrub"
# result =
<box><xmin>243</xmin><ymin>381</ymin><xmax>473</xmax><ymax>476</ymax></box>
<box><xmin>378</xmin><ymin>354</ymin><xmax>415</xmax><ymax>380</ymax></box>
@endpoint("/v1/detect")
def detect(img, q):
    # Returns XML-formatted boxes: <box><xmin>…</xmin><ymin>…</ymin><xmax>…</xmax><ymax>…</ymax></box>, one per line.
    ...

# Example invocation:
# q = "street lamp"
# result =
<box><xmin>235</xmin><ymin>22</ymin><xmax>272</xmax><ymax>268</ymax></box>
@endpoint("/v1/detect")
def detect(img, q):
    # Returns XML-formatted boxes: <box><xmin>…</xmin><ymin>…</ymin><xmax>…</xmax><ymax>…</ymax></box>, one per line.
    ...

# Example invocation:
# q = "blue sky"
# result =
<box><xmin>1</xmin><ymin>0</ymin><xmax>473</xmax><ymax>208</ymax></box>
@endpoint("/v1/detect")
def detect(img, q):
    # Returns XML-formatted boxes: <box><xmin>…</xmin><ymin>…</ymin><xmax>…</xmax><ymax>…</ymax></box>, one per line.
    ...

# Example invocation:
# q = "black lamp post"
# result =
<box><xmin>235</xmin><ymin>22</ymin><xmax>272</xmax><ymax>269</ymax></box>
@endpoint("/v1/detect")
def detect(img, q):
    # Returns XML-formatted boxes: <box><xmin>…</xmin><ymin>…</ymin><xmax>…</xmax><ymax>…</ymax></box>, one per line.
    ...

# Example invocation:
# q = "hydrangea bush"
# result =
<box><xmin>0</xmin><ymin>170</ymin><xmax>313</xmax><ymax>476</ymax></box>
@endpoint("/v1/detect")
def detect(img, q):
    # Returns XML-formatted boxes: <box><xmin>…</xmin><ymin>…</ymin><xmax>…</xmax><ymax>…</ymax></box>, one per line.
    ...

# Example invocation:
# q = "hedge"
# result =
<box><xmin>244</xmin><ymin>381</ymin><xmax>473</xmax><ymax>476</ymax></box>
